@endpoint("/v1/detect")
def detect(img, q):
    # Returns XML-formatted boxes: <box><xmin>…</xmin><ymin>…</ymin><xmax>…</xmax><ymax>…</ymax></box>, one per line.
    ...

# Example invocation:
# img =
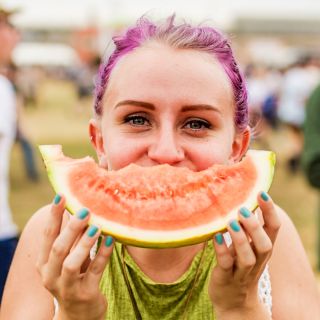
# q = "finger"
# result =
<box><xmin>46</xmin><ymin>208</ymin><xmax>90</xmax><ymax>279</ymax></box>
<box><xmin>212</xmin><ymin>233</ymin><xmax>235</xmax><ymax>281</ymax></box>
<box><xmin>258</xmin><ymin>192</ymin><xmax>281</xmax><ymax>244</ymax></box>
<box><xmin>83</xmin><ymin>235</ymin><xmax>114</xmax><ymax>288</ymax></box>
<box><xmin>238</xmin><ymin>207</ymin><xmax>273</xmax><ymax>273</ymax></box>
<box><xmin>37</xmin><ymin>194</ymin><xmax>65</xmax><ymax>268</ymax></box>
<box><xmin>227</xmin><ymin>220</ymin><xmax>256</xmax><ymax>279</ymax></box>
<box><xmin>61</xmin><ymin>225</ymin><xmax>101</xmax><ymax>287</ymax></box>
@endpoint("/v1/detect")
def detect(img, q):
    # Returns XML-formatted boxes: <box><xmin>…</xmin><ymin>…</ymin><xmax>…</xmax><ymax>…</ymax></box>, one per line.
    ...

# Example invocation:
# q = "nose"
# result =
<box><xmin>148</xmin><ymin>128</ymin><xmax>185</xmax><ymax>165</ymax></box>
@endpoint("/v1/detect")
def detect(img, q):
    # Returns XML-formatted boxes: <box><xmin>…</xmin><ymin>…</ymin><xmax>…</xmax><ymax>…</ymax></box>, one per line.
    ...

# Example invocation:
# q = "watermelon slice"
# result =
<box><xmin>39</xmin><ymin>145</ymin><xmax>275</xmax><ymax>248</ymax></box>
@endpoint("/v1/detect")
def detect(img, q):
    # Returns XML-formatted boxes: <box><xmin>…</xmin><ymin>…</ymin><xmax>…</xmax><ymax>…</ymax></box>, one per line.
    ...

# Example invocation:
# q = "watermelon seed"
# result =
<box><xmin>88</xmin><ymin>180</ymin><xmax>96</xmax><ymax>188</ymax></box>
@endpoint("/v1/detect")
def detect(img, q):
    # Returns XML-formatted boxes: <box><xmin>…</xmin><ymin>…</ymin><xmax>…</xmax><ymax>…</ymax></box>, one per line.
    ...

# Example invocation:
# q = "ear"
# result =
<box><xmin>89</xmin><ymin>118</ymin><xmax>108</xmax><ymax>168</ymax></box>
<box><xmin>229</xmin><ymin>126</ymin><xmax>251</xmax><ymax>163</ymax></box>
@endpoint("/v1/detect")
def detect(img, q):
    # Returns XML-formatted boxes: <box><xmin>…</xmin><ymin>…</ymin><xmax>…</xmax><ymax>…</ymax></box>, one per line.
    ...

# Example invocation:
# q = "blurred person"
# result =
<box><xmin>1</xmin><ymin>15</ymin><xmax>320</xmax><ymax>319</ymax></box>
<box><xmin>246</xmin><ymin>64</ymin><xmax>281</xmax><ymax>149</ymax></box>
<box><xmin>278</xmin><ymin>57</ymin><xmax>319</xmax><ymax>173</ymax></box>
<box><xmin>73</xmin><ymin>55</ymin><xmax>101</xmax><ymax>112</ymax></box>
<box><xmin>261</xmin><ymin>66</ymin><xmax>282</xmax><ymax>130</ymax></box>
<box><xmin>6</xmin><ymin>62</ymin><xmax>39</xmax><ymax>182</ymax></box>
<box><xmin>302</xmin><ymin>81</ymin><xmax>320</xmax><ymax>271</ymax></box>
<box><xmin>16</xmin><ymin>66</ymin><xmax>40</xmax><ymax>107</ymax></box>
<box><xmin>0</xmin><ymin>4</ymin><xmax>20</xmax><ymax>303</ymax></box>
<box><xmin>245</xmin><ymin>64</ymin><xmax>268</xmax><ymax>128</ymax></box>
<box><xmin>15</xmin><ymin>128</ymin><xmax>39</xmax><ymax>182</ymax></box>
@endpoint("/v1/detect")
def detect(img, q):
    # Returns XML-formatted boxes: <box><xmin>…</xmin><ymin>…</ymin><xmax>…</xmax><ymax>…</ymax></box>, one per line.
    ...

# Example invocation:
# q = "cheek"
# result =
<box><xmin>190</xmin><ymin>143</ymin><xmax>231</xmax><ymax>171</ymax></box>
<box><xmin>103</xmin><ymin>136</ymin><xmax>146</xmax><ymax>170</ymax></box>
<box><xmin>187</xmin><ymin>133</ymin><xmax>234</xmax><ymax>170</ymax></box>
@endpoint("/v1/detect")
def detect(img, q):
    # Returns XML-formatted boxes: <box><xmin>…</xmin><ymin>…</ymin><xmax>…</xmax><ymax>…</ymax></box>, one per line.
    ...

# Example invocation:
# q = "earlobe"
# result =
<box><xmin>99</xmin><ymin>156</ymin><xmax>109</xmax><ymax>168</ymax></box>
<box><xmin>230</xmin><ymin>126</ymin><xmax>251</xmax><ymax>162</ymax></box>
<box><xmin>89</xmin><ymin>119</ymin><xmax>108</xmax><ymax>169</ymax></box>
<box><xmin>89</xmin><ymin>118</ymin><xmax>102</xmax><ymax>152</ymax></box>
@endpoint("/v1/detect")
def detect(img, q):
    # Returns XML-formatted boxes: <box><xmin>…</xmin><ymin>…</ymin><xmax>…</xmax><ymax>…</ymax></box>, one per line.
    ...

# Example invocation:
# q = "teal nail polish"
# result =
<box><xmin>105</xmin><ymin>236</ymin><xmax>113</xmax><ymax>247</ymax></box>
<box><xmin>240</xmin><ymin>207</ymin><xmax>251</xmax><ymax>218</ymax></box>
<box><xmin>87</xmin><ymin>225</ymin><xmax>99</xmax><ymax>237</ymax></box>
<box><xmin>54</xmin><ymin>194</ymin><xmax>61</xmax><ymax>205</ymax></box>
<box><xmin>215</xmin><ymin>233</ymin><xmax>223</xmax><ymax>245</ymax></box>
<box><xmin>261</xmin><ymin>191</ymin><xmax>269</xmax><ymax>201</ymax></box>
<box><xmin>77</xmin><ymin>208</ymin><xmax>89</xmax><ymax>220</ymax></box>
<box><xmin>230</xmin><ymin>220</ymin><xmax>241</xmax><ymax>232</ymax></box>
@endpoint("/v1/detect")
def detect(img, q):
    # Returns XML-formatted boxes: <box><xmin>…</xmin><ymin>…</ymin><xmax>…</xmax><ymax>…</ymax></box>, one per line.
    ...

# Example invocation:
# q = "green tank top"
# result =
<box><xmin>99</xmin><ymin>241</ymin><xmax>216</xmax><ymax>320</ymax></box>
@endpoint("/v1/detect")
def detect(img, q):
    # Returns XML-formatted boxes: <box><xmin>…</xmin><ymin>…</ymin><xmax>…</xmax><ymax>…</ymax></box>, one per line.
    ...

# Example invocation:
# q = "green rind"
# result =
<box><xmin>39</xmin><ymin>145</ymin><xmax>78</xmax><ymax>217</ymax></box>
<box><xmin>111</xmin><ymin>151</ymin><xmax>276</xmax><ymax>248</ymax></box>
<box><xmin>39</xmin><ymin>145</ymin><xmax>276</xmax><ymax>248</ymax></box>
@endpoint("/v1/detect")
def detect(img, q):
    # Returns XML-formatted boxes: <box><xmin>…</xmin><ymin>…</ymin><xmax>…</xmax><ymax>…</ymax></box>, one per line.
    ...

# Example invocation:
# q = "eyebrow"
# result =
<box><xmin>114</xmin><ymin>100</ymin><xmax>155</xmax><ymax>110</ymax></box>
<box><xmin>114</xmin><ymin>100</ymin><xmax>221</xmax><ymax>114</ymax></box>
<box><xmin>181</xmin><ymin>104</ymin><xmax>221</xmax><ymax>114</ymax></box>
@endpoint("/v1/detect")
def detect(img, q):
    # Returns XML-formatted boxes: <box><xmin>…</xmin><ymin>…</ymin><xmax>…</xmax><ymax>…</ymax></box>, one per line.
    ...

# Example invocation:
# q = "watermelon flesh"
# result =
<box><xmin>39</xmin><ymin>145</ymin><xmax>275</xmax><ymax>248</ymax></box>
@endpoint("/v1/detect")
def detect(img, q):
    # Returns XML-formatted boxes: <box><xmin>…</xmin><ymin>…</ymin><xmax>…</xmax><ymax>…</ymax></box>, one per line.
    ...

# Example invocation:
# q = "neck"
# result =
<box><xmin>125</xmin><ymin>242</ymin><xmax>205</xmax><ymax>283</ymax></box>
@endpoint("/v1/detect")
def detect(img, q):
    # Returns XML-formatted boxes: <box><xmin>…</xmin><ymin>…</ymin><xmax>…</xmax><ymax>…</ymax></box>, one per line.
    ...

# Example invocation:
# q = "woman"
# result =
<box><xmin>1</xmin><ymin>16</ymin><xmax>319</xmax><ymax>319</ymax></box>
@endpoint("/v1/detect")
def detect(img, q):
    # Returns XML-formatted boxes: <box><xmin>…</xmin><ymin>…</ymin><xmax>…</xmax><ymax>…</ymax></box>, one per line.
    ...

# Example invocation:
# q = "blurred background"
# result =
<box><xmin>1</xmin><ymin>0</ymin><xmax>320</xmax><ymax>282</ymax></box>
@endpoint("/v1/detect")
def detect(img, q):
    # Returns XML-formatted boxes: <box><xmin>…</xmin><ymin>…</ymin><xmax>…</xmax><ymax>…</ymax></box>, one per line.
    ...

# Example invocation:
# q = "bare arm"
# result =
<box><xmin>0</xmin><ymin>206</ymin><xmax>55</xmax><ymax>319</ymax></box>
<box><xmin>1</xmin><ymin>196</ymin><xmax>114</xmax><ymax>320</ymax></box>
<box><xmin>270</xmin><ymin>207</ymin><xmax>320</xmax><ymax>319</ymax></box>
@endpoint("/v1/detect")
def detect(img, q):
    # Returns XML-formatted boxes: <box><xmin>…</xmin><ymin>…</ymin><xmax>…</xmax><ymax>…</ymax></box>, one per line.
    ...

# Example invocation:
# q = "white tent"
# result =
<box><xmin>6</xmin><ymin>0</ymin><xmax>320</xmax><ymax>30</ymax></box>
<box><xmin>12</xmin><ymin>42</ymin><xmax>80</xmax><ymax>67</ymax></box>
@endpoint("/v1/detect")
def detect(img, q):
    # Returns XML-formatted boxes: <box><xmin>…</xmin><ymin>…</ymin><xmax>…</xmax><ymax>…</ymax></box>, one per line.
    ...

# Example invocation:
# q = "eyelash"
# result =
<box><xmin>183</xmin><ymin>119</ymin><xmax>212</xmax><ymax>130</ymax></box>
<box><xmin>124</xmin><ymin>114</ymin><xmax>150</xmax><ymax>126</ymax></box>
<box><xmin>123</xmin><ymin>114</ymin><xmax>212</xmax><ymax>132</ymax></box>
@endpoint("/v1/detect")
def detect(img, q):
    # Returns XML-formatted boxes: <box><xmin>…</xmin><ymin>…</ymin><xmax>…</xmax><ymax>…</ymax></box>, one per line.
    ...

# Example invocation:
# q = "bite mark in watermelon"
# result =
<box><xmin>39</xmin><ymin>145</ymin><xmax>275</xmax><ymax>248</ymax></box>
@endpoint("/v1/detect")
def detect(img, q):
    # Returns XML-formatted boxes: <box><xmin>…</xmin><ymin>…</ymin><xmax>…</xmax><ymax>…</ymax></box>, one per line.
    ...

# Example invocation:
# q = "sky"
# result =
<box><xmin>2</xmin><ymin>0</ymin><xmax>320</xmax><ymax>29</ymax></box>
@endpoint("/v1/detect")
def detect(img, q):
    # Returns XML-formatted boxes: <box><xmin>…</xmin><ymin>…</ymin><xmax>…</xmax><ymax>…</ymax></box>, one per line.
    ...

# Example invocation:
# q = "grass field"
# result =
<box><xmin>9</xmin><ymin>79</ymin><xmax>320</xmax><ymax>282</ymax></box>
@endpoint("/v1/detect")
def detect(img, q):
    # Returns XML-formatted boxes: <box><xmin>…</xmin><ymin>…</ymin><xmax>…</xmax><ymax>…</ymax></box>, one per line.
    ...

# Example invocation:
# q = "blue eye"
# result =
<box><xmin>125</xmin><ymin>115</ymin><xmax>150</xmax><ymax>126</ymax></box>
<box><xmin>184</xmin><ymin>119</ymin><xmax>211</xmax><ymax>130</ymax></box>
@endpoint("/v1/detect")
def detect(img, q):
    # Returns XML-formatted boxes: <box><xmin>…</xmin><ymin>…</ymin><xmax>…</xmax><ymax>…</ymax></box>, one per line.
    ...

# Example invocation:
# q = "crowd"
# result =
<box><xmin>245</xmin><ymin>57</ymin><xmax>320</xmax><ymax>173</ymax></box>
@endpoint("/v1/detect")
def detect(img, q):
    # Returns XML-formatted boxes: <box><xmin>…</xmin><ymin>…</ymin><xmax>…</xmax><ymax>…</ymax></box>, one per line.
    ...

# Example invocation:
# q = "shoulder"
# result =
<box><xmin>269</xmin><ymin>206</ymin><xmax>320</xmax><ymax>319</ymax></box>
<box><xmin>0</xmin><ymin>204</ymin><xmax>71</xmax><ymax>318</ymax></box>
<box><xmin>0</xmin><ymin>205</ymin><xmax>57</xmax><ymax>317</ymax></box>
<box><xmin>0</xmin><ymin>75</ymin><xmax>15</xmax><ymax>130</ymax></box>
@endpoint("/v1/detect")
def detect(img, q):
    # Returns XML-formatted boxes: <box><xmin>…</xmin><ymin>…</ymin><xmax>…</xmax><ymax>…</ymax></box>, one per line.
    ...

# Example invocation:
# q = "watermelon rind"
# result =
<box><xmin>39</xmin><ymin>145</ymin><xmax>276</xmax><ymax>248</ymax></box>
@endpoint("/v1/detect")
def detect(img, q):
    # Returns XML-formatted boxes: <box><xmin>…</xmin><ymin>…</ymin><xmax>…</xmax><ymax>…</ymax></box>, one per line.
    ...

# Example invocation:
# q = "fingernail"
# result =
<box><xmin>105</xmin><ymin>236</ymin><xmax>113</xmax><ymax>247</ymax></box>
<box><xmin>230</xmin><ymin>220</ymin><xmax>241</xmax><ymax>232</ymax></box>
<box><xmin>87</xmin><ymin>225</ymin><xmax>99</xmax><ymax>237</ymax></box>
<box><xmin>76</xmin><ymin>208</ymin><xmax>89</xmax><ymax>220</ymax></box>
<box><xmin>54</xmin><ymin>194</ymin><xmax>61</xmax><ymax>205</ymax></box>
<box><xmin>215</xmin><ymin>233</ymin><xmax>223</xmax><ymax>245</ymax></box>
<box><xmin>240</xmin><ymin>207</ymin><xmax>251</xmax><ymax>218</ymax></box>
<box><xmin>261</xmin><ymin>191</ymin><xmax>269</xmax><ymax>201</ymax></box>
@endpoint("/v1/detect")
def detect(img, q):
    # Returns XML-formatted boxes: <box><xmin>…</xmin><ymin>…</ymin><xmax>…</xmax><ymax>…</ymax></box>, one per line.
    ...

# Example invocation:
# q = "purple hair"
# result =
<box><xmin>94</xmin><ymin>15</ymin><xmax>248</xmax><ymax>132</ymax></box>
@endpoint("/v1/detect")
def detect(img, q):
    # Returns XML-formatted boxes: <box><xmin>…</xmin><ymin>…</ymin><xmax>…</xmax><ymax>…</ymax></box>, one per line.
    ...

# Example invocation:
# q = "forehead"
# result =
<box><xmin>104</xmin><ymin>43</ymin><xmax>234</xmax><ymax>111</ymax></box>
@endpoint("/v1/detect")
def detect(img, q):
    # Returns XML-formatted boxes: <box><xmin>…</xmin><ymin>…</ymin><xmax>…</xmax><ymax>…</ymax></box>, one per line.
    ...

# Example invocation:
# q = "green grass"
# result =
<box><xmin>9</xmin><ymin>79</ymin><xmax>320</xmax><ymax>283</ymax></box>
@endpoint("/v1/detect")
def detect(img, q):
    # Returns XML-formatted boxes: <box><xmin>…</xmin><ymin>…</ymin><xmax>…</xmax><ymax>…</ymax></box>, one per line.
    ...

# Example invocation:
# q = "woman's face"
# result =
<box><xmin>90</xmin><ymin>43</ymin><xmax>250</xmax><ymax>171</ymax></box>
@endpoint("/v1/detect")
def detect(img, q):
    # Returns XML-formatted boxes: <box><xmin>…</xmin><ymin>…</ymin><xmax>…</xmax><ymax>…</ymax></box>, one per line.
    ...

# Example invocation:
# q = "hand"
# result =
<box><xmin>36</xmin><ymin>195</ymin><xmax>114</xmax><ymax>320</ymax></box>
<box><xmin>209</xmin><ymin>192</ymin><xmax>281</xmax><ymax>319</ymax></box>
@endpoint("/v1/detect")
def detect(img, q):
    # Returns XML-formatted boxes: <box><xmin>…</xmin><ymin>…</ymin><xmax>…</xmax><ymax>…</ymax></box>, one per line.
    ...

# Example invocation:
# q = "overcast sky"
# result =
<box><xmin>2</xmin><ymin>0</ymin><xmax>320</xmax><ymax>28</ymax></box>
